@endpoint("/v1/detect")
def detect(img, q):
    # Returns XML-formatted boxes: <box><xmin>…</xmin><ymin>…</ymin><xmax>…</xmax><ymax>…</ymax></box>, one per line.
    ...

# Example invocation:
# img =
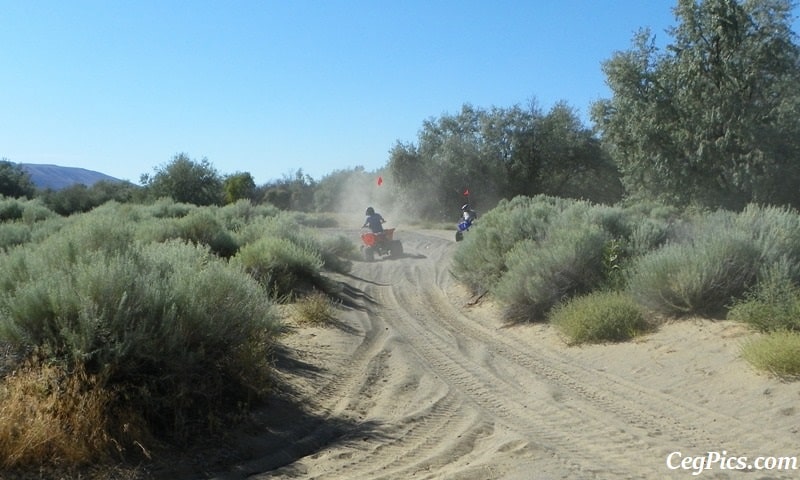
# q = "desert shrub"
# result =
<box><xmin>618</xmin><ymin>198</ymin><xmax>680</xmax><ymax>220</ymax></box>
<box><xmin>0</xmin><ymin>197</ymin><xmax>55</xmax><ymax>224</ymax></box>
<box><xmin>232</xmin><ymin>235</ymin><xmax>329</xmax><ymax>299</ymax></box>
<box><xmin>606</xmin><ymin>199</ymin><xmax>681</xmax><ymax>259</ymax></box>
<box><xmin>283</xmin><ymin>210</ymin><xmax>339</xmax><ymax>228</ymax></box>
<box><xmin>237</xmin><ymin>214</ymin><xmax>350</xmax><ymax>274</ymax></box>
<box><xmin>627</xmin><ymin>232</ymin><xmax>760</xmax><ymax>317</ymax></box>
<box><xmin>130</xmin><ymin>213</ymin><xmax>171</xmax><ymax>240</ymax></box>
<box><xmin>20</xmin><ymin>199</ymin><xmax>57</xmax><ymax>224</ymax></box>
<box><xmin>137</xmin><ymin>208</ymin><xmax>238</xmax><ymax>258</ymax></box>
<box><xmin>175</xmin><ymin>209</ymin><xmax>239</xmax><ymax>257</ymax></box>
<box><xmin>493</xmin><ymin>222</ymin><xmax>609</xmax><ymax>322</ymax></box>
<box><xmin>145</xmin><ymin>197</ymin><xmax>196</xmax><ymax>218</ymax></box>
<box><xmin>741</xmin><ymin>331</ymin><xmax>800</xmax><ymax>379</ymax></box>
<box><xmin>549</xmin><ymin>291</ymin><xmax>650</xmax><ymax>344</ymax></box>
<box><xmin>727</xmin><ymin>260</ymin><xmax>800</xmax><ymax>332</ymax></box>
<box><xmin>0</xmin><ymin>211</ymin><xmax>135</xmax><ymax>284</ymax></box>
<box><xmin>583</xmin><ymin>203</ymin><xmax>632</xmax><ymax>239</ymax></box>
<box><xmin>629</xmin><ymin>217</ymin><xmax>672</xmax><ymax>257</ymax></box>
<box><xmin>452</xmin><ymin>195</ymin><xmax>562</xmax><ymax>293</ymax></box>
<box><xmin>628</xmin><ymin>205</ymin><xmax>800</xmax><ymax>319</ymax></box>
<box><xmin>0</xmin><ymin>212</ymin><xmax>125</xmax><ymax>291</ymax></box>
<box><xmin>317</xmin><ymin>233</ymin><xmax>357</xmax><ymax>271</ymax></box>
<box><xmin>453</xmin><ymin>195</ymin><xmax>684</xmax><ymax>318</ymax></box>
<box><xmin>0</xmin><ymin>223</ymin><xmax>30</xmax><ymax>251</ymax></box>
<box><xmin>0</xmin><ymin>198</ymin><xmax>23</xmax><ymax>222</ymax></box>
<box><xmin>67</xmin><ymin>209</ymin><xmax>138</xmax><ymax>256</ymax></box>
<box><xmin>27</xmin><ymin>215</ymin><xmax>67</xmax><ymax>244</ymax></box>
<box><xmin>453</xmin><ymin>195</ymin><xmax>678</xmax><ymax>297</ymax></box>
<box><xmin>735</xmin><ymin>204</ymin><xmax>800</xmax><ymax>282</ymax></box>
<box><xmin>215</xmin><ymin>199</ymin><xmax>280</xmax><ymax>232</ymax></box>
<box><xmin>0</xmin><ymin>239</ymin><xmax>279</xmax><ymax>451</ymax></box>
<box><xmin>293</xmin><ymin>291</ymin><xmax>337</xmax><ymax>326</ymax></box>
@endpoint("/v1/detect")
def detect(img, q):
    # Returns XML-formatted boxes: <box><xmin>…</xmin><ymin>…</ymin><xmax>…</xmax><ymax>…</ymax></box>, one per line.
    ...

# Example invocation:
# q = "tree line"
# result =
<box><xmin>3</xmin><ymin>0</ymin><xmax>799</xmax><ymax>218</ymax></box>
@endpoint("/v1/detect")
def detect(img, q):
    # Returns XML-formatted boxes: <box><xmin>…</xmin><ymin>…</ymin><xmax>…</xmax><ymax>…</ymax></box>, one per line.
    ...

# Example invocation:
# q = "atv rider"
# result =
<box><xmin>363</xmin><ymin>207</ymin><xmax>385</xmax><ymax>233</ymax></box>
<box><xmin>461</xmin><ymin>203</ymin><xmax>478</xmax><ymax>225</ymax></box>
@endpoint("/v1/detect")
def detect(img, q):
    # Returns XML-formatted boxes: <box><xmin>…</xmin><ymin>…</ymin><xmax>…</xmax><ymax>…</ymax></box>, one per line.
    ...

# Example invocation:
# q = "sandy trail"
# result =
<box><xmin>212</xmin><ymin>229</ymin><xmax>800</xmax><ymax>480</ymax></box>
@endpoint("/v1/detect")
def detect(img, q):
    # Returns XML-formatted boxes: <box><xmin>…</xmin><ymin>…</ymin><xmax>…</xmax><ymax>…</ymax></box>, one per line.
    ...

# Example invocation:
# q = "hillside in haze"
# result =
<box><xmin>20</xmin><ymin>163</ymin><xmax>124</xmax><ymax>190</ymax></box>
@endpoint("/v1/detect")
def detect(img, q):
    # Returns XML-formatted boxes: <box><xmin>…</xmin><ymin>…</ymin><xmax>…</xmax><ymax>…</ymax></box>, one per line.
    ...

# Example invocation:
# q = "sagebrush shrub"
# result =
<box><xmin>133</xmin><ymin>208</ymin><xmax>239</xmax><ymax>258</ymax></box>
<box><xmin>0</xmin><ymin>200</ymin><xmax>353</xmax><ymax>467</ymax></box>
<box><xmin>0</xmin><ymin>238</ymin><xmax>280</xmax><ymax>447</ymax></box>
<box><xmin>283</xmin><ymin>210</ymin><xmax>339</xmax><ymax>228</ymax></box>
<box><xmin>452</xmin><ymin>195</ymin><xmax>560</xmax><ymax>293</ymax></box>
<box><xmin>145</xmin><ymin>197</ymin><xmax>195</xmax><ymax>218</ymax></box>
<box><xmin>317</xmin><ymin>233</ymin><xmax>357</xmax><ymax>272</ymax></box>
<box><xmin>629</xmin><ymin>218</ymin><xmax>671</xmax><ymax>257</ymax></box>
<box><xmin>452</xmin><ymin>195</ymin><xmax>681</xmax><ymax>298</ymax></box>
<box><xmin>20</xmin><ymin>198</ymin><xmax>57</xmax><ymax>224</ymax></box>
<box><xmin>237</xmin><ymin>214</ymin><xmax>350</xmax><ymax>273</ymax></box>
<box><xmin>176</xmin><ymin>209</ymin><xmax>239</xmax><ymax>257</ymax></box>
<box><xmin>215</xmin><ymin>199</ymin><xmax>280</xmax><ymax>232</ymax></box>
<box><xmin>727</xmin><ymin>260</ymin><xmax>800</xmax><ymax>332</ymax></box>
<box><xmin>0</xmin><ymin>198</ymin><xmax>24</xmax><ymax>222</ymax></box>
<box><xmin>0</xmin><ymin>223</ymin><xmax>30</xmax><ymax>252</ymax></box>
<box><xmin>493</xmin><ymin>222</ymin><xmax>609</xmax><ymax>322</ymax></box>
<box><xmin>735</xmin><ymin>204</ymin><xmax>800</xmax><ymax>282</ymax></box>
<box><xmin>233</xmin><ymin>235</ymin><xmax>327</xmax><ymax>299</ymax></box>
<box><xmin>627</xmin><ymin>233</ymin><xmax>760</xmax><ymax>317</ymax></box>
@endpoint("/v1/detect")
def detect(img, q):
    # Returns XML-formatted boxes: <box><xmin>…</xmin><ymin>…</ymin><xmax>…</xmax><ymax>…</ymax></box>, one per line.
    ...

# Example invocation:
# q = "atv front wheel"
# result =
<box><xmin>363</xmin><ymin>246</ymin><xmax>375</xmax><ymax>262</ymax></box>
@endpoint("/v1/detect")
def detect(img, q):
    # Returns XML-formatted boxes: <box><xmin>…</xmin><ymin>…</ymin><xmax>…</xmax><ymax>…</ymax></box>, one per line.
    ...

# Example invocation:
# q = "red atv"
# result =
<box><xmin>360</xmin><ymin>228</ymin><xmax>403</xmax><ymax>261</ymax></box>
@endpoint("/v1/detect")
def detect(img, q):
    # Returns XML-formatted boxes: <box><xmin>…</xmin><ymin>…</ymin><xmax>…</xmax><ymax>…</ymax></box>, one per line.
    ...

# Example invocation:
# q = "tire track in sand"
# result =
<box><xmin>240</xmin><ymin>229</ymin><xmax>798</xmax><ymax>480</ymax></box>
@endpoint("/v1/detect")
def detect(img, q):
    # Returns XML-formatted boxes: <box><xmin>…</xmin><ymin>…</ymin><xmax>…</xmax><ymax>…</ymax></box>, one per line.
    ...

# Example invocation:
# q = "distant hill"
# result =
<box><xmin>20</xmin><ymin>163</ymin><xmax>124</xmax><ymax>190</ymax></box>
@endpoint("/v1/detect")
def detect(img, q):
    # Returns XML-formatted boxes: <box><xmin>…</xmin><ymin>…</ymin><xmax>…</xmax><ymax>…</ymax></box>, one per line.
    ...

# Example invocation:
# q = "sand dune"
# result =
<box><xmin>211</xmin><ymin>229</ymin><xmax>800</xmax><ymax>480</ymax></box>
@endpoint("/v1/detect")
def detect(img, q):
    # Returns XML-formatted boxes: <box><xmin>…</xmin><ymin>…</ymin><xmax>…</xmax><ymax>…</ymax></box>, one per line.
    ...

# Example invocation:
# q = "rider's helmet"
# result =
<box><xmin>366</xmin><ymin>207</ymin><xmax>375</xmax><ymax>216</ymax></box>
<box><xmin>461</xmin><ymin>204</ymin><xmax>470</xmax><ymax>211</ymax></box>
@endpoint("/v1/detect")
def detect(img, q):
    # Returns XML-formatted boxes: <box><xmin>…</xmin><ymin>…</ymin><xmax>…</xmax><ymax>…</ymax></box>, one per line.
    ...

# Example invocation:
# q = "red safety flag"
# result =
<box><xmin>377</xmin><ymin>176</ymin><xmax>383</xmax><ymax>186</ymax></box>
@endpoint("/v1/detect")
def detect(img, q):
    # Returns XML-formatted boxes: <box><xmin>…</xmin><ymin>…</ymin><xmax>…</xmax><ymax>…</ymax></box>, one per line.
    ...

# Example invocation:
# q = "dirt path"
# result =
<box><xmin>211</xmin><ymin>229</ymin><xmax>800</xmax><ymax>479</ymax></box>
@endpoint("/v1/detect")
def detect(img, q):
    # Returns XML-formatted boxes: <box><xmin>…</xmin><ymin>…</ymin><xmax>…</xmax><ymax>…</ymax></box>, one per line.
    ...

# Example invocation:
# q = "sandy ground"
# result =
<box><xmin>205</xmin><ymin>229</ymin><xmax>800</xmax><ymax>480</ymax></box>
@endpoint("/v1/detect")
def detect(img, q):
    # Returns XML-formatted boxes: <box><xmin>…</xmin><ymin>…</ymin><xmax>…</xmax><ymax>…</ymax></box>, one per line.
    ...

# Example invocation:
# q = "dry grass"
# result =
<box><xmin>549</xmin><ymin>291</ymin><xmax>652</xmax><ymax>345</ymax></box>
<box><xmin>0</xmin><ymin>361</ymin><xmax>149</xmax><ymax>469</ymax></box>
<box><xmin>293</xmin><ymin>292</ymin><xmax>337</xmax><ymax>326</ymax></box>
<box><xmin>741</xmin><ymin>331</ymin><xmax>800</xmax><ymax>379</ymax></box>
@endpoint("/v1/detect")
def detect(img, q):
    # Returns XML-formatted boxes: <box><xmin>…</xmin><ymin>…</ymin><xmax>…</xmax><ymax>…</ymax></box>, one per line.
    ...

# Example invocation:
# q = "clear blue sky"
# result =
<box><xmin>2</xmin><ymin>1</ymin><xmax>797</xmax><ymax>185</ymax></box>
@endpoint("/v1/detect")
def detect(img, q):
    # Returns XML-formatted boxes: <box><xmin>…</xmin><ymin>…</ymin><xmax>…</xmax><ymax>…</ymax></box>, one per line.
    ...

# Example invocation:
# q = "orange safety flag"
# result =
<box><xmin>377</xmin><ymin>176</ymin><xmax>383</xmax><ymax>186</ymax></box>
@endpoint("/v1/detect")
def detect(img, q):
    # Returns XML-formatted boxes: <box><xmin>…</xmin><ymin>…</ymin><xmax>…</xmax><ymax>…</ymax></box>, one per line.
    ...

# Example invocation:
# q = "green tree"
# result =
<box><xmin>257</xmin><ymin>169</ymin><xmax>316</xmax><ymax>211</ymax></box>
<box><xmin>0</xmin><ymin>159</ymin><xmax>36</xmax><ymax>198</ymax></box>
<box><xmin>142</xmin><ymin>153</ymin><xmax>223</xmax><ymax>206</ymax></box>
<box><xmin>314</xmin><ymin>166</ymin><xmax>365</xmax><ymax>212</ymax></box>
<box><xmin>389</xmin><ymin>103</ymin><xmax>621</xmax><ymax>220</ymax></box>
<box><xmin>527</xmin><ymin>102</ymin><xmax>623</xmax><ymax>203</ymax></box>
<box><xmin>223</xmin><ymin>171</ymin><xmax>257</xmax><ymax>204</ymax></box>
<box><xmin>88</xmin><ymin>179</ymin><xmax>137</xmax><ymax>204</ymax></box>
<box><xmin>40</xmin><ymin>184</ymin><xmax>93</xmax><ymax>215</ymax></box>
<box><xmin>592</xmin><ymin>0</ymin><xmax>800</xmax><ymax>209</ymax></box>
<box><xmin>41</xmin><ymin>180</ymin><xmax>138</xmax><ymax>215</ymax></box>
